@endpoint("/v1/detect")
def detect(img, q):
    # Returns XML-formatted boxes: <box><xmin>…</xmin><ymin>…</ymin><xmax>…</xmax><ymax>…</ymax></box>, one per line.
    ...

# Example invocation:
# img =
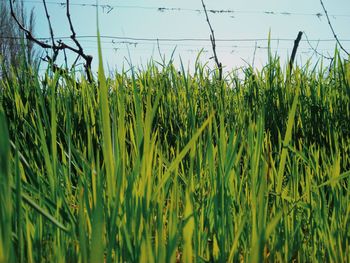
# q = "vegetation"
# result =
<box><xmin>0</xmin><ymin>0</ymin><xmax>36</xmax><ymax>78</ymax></box>
<box><xmin>0</xmin><ymin>43</ymin><xmax>349</xmax><ymax>262</ymax></box>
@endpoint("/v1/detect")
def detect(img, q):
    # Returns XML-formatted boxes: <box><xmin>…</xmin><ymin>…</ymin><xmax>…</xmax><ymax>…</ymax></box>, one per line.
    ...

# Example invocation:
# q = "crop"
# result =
<box><xmin>0</xmin><ymin>45</ymin><xmax>349</xmax><ymax>262</ymax></box>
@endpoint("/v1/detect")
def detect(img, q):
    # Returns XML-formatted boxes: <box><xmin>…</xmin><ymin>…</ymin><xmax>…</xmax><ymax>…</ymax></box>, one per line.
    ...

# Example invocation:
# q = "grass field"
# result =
<box><xmin>0</xmin><ymin>45</ymin><xmax>350</xmax><ymax>262</ymax></box>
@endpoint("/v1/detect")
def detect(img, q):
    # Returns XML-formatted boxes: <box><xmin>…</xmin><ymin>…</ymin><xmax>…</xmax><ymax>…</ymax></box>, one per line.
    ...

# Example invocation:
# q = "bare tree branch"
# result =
<box><xmin>9</xmin><ymin>0</ymin><xmax>93</xmax><ymax>82</ymax></box>
<box><xmin>65</xmin><ymin>0</ymin><xmax>93</xmax><ymax>81</ymax></box>
<box><xmin>42</xmin><ymin>0</ymin><xmax>55</xmax><ymax>48</ymax></box>
<box><xmin>66</xmin><ymin>0</ymin><xmax>83</xmax><ymax>53</ymax></box>
<box><xmin>320</xmin><ymin>0</ymin><xmax>349</xmax><ymax>56</ymax></box>
<box><xmin>200</xmin><ymin>0</ymin><xmax>222</xmax><ymax>81</ymax></box>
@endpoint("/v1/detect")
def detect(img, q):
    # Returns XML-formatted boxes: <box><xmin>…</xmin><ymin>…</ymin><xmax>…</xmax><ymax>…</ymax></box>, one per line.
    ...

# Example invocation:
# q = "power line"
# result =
<box><xmin>12</xmin><ymin>0</ymin><xmax>350</xmax><ymax>18</ymax></box>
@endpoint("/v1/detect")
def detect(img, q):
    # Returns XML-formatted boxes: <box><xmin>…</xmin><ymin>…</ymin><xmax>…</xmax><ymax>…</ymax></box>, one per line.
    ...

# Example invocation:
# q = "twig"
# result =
<box><xmin>42</xmin><ymin>0</ymin><xmax>60</xmax><ymax>63</ymax></box>
<box><xmin>71</xmin><ymin>54</ymin><xmax>81</xmax><ymax>70</ymax></box>
<box><xmin>42</xmin><ymin>0</ymin><xmax>55</xmax><ymax>48</ymax></box>
<box><xmin>200</xmin><ymin>0</ymin><xmax>222</xmax><ymax>80</ymax></box>
<box><xmin>303</xmin><ymin>31</ymin><xmax>333</xmax><ymax>60</ymax></box>
<box><xmin>303</xmin><ymin>31</ymin><xmax>334</xmax><ymax>74</ymax></box>
<box><xmin>65</xmin><ymin>0</ymin><xmax>92</xmax><ymax>81</ymax></box>
<box><xmin>66</xmin><ymin>0</ymin><xmax>83</xmax><ymax>55</ymax></box>
<box><xmin>319</xmin><ymin>0</ymin><xmax>349</xmax><ymax>56</ymax></box>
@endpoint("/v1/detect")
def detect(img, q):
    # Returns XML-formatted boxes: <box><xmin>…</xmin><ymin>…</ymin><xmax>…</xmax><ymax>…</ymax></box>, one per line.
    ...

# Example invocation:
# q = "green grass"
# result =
<box><xmin>0</xmin><ymin>48</ymin><xmax>350</xmax><ymax>262</ymax></box>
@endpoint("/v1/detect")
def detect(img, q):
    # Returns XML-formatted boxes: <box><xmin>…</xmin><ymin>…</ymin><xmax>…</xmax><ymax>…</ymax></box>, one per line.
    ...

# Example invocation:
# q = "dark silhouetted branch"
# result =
<box><xmin>9</xmin><ymin>0</ymin><xmax>51</xmax><ymax>49</ymax></box>
<box><xmin>9</xmin><ymin>0</ymin><xmax>93</xmax><ymax>82</ymax></box>
<box><xmin>42</xmin><ymin>0</ymin><xmax>55</xmax><ymax>47</ymax></box>
<box><xmin>65</xmin><ymin>0</ymin><xmax>93</xmax><ymax>81</ymax></box>
<box><xmin>200</xmin><ymin>0</ymin><xmax>222</xmax><ymax>80</ymax></box>
<box><xmin>289</xmin><ymin>31</ymin><xmax>303</xmax><ymax>73</ymax></box>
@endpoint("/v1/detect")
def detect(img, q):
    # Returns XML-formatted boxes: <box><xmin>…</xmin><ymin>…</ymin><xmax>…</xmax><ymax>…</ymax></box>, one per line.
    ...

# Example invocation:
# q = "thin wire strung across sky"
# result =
<box><xmin>3</xmin><ymin>35</ymin><xmax>350</xmax><ymax>42</ymax></box>
<box><xmin>2</xmin><ymin>40</ymin><xmax>338</xmax><ymax>54</ymax></box>
<box><xmin>2</xmin><ymin>0</ymin><xmax>350</xmax><ymax>18</ymax></box>
<box><xmin>2</xmin><ymin>35</ymin><xmax>347</xmax><ymax>56</ymax></box>
<box><xmin>3</xmin><ymin>36</ymin><xmax>340</xmax><ymax>61</ymax></box>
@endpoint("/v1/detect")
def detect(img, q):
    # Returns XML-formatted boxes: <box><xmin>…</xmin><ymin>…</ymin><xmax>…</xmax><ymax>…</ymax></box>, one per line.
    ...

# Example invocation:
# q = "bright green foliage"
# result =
<box><xmin>0</xmin><ymin>50</ymin><xmax>349</xmax><ymax>262</ymax></box>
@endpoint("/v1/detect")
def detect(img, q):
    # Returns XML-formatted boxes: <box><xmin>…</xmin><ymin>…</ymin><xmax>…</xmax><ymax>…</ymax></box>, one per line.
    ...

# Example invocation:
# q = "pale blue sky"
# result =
<box><xmin>22</xmin><ymin>0</ymin><xmax>350</xmax><ymax>74</ymax></box>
